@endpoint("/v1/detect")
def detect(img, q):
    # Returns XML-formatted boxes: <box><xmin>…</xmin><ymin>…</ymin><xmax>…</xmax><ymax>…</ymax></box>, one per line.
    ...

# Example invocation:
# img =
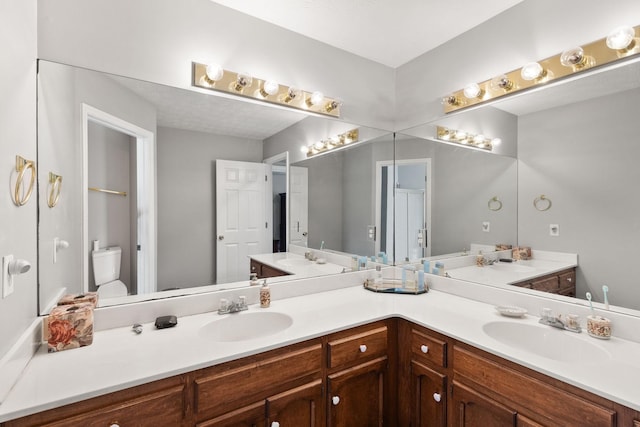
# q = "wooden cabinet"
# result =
<box><xmin>410</xmin><ymin>361</ymin><xmax>447</xmax><ymax>427</ymax></box>
<box><xmin>511</xmin><ymin>267</ymin><xmax>576</xmax><ymax>297</ymax></box>
<box><xmin>250</xmin><ymin>259</ymin><xmax>289</xmax><ymax>279</ymax></box>
<box><xmin>326</xmin><ymin>321</ymin><xmax>391</xmax><ymax>427</ymax></box>
<box><xmin>3</xmin><ymin>376</ymin><xmax>187</xmax><ymax>427</ymax></box>
<box><xmin>267</xmin><ymin>380</ymin><xmax>324</xmax><ymax>427</ymax></box>
<box><xmin>452</xmin><ymin>380</ymin><xmax>517</xmax><ymax>427</ymax></box>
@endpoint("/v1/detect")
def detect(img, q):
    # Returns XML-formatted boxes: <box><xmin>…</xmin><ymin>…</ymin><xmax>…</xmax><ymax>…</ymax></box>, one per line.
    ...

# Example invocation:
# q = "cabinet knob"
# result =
<box><xmin>421</xmin><ymin>345</ymin><xmax>429</xmax><ymax>354</ymax></box>
<box><xmin>567</xmin><ymin>277</ymin><xmax>572</xmax><ymax>282</ymax></box>
<box><xmin>109</xmin><ymin>423</ymin><xmax>120</xmax><ymax>427</ymax></box>
<box><xmin>332</xmin><ymin>396</ymin><xmax>340</xmax><ymax>405</ymax></box>
<box><xmin>251</xmin><ymin>265</ymin><xmax>256</xmax><ymax>271</ymax></box>
<box><xmin>359</xmin><ymin>344</ymin><xmax>367</xmax><ymax>353</ymax></box>
<box><xmin>433</xmin><ymin>392</ymin><xmax>442</xmax><ymax>403</ymax></box>
<box><xmin>271</xmin><ymin>422</ymin><xmax>280</xmax><ymax>427</ymax></box>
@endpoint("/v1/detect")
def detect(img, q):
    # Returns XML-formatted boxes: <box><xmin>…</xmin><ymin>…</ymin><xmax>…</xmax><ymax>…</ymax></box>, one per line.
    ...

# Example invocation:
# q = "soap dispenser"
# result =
<box><xmin>260</xmin><ymin>279</ymin><xmax>271</xmax><ymax>308</ymax></box>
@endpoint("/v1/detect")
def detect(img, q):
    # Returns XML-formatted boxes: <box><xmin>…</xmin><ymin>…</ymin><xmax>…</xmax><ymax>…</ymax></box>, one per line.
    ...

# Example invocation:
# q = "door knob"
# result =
<box><xmin>302</xmin><ymin>231</ymin><xmax>308</xmax><ymax>237</ymax></box>
<box><xmin>218</xmin><ymin>235</ymin><xmax>224</xmax><ymax>241</ymax></box>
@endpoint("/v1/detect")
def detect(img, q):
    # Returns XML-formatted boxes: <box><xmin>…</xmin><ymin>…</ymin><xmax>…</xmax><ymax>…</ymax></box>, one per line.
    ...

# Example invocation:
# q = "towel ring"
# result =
<box><xmin>488</xmin><ymin>196</ymin><xmax>502</xmax><ymax>211</ymax></box>
<box><xmin>48</xmin><ymin>172</ymin><xmax>63</xmax><ymax>208</ymax></box>
<box><xmin>534</xmin><ymin>194</ymin><xmax>552</xmax><ymax>211</ymax></box>
<box><xmin>13</xmin><ymin>155</ymin><xmax>36</xmax><ymax>207</ymax></box>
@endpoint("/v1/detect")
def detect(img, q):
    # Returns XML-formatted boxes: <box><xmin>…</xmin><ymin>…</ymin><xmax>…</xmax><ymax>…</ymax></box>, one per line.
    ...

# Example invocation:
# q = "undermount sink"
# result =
<box><xmin>276</xmin><ymin>258</ymin><xmax>312</xmax><ymax>268</ymax></box>
<box><xmin>199</xmin><ymin>311</ymin><xmax>293</xmax><ymax>342</ymax></box>
<box><xmin>482</xmin><ymin>321</ymin><xmax>611</xmax><ymax>364</ymax></box>
<box><xmin>490</xmin><ymin>263</ymin><xmax>537</xmax><ymax>273</ymax></box>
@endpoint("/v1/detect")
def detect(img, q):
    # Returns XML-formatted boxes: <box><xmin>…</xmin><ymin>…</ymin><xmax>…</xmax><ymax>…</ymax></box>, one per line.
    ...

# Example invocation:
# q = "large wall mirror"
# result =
<box><xmin>401</xmin><ymin>56</ymin><xmax>640</xmax><ymax>313</ymax></box>
<box><xmin>37</xmin><ymin>60</ymin><xmax>392</xmax><ymax>314</ymax></box>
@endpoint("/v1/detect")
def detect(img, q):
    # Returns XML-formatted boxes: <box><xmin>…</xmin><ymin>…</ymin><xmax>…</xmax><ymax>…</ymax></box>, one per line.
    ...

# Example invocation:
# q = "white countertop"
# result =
<box><xmin>446</xmin><ymin>257</ymin><xmax>577</xmax><ymax>286</ymax></box>
<box><xmin>1</xmin><ymin>281</ymin><xmax>639</xmax><ymax>422</ymax></box>
<box><xmin>250</xmin><ymin>252</ymin><xmax>347</xmax><ymax>277</ymax></box>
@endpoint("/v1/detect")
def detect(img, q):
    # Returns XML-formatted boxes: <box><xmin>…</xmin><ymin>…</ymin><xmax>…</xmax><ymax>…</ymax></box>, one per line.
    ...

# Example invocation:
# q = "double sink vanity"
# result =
<box><xmin>1</xmin><ymin>266</ymin><xmax>639</xmax><ymax>426</ymax></box>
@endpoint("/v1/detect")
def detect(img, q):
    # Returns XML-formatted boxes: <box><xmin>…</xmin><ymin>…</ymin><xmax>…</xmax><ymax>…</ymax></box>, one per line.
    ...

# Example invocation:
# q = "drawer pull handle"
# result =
<box><xmin>421</xmin><ymin>345</ymin><xmax>429</xmax><ymax>354</ymax></box>
<box><xmin>359</xmin><ymin>344</ymin><xmax>367</xmax><ymax>353</ymax></box>
<box><xmin>433</xmin><ymin>392</ymin><xmax>442</xmax><ymax>403</ymax></box>
<box><xmin>332</xmin><ymin>396</ymin><xmax>340</xmax><ymax>405</ymax></box>
<box><xmin>271</xmin><ymin>422</ymin><xmax>281</xmax><ymax>427</ymax></box>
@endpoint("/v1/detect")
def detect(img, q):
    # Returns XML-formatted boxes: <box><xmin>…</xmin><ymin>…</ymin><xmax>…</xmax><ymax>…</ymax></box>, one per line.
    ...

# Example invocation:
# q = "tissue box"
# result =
<box><xmin>57</xmin><ymin>292</ymin><xmax>98</xmax><ymax>309</ymax></box>
<box><xmin>45</xmin><ymin>302</ymin><xmax>94</xmax><ymax>353</ymax></box>
<box><xmin>512</xmin><ymin>246</ymin><xmax>532</xmax><ymax>260</ymax></box>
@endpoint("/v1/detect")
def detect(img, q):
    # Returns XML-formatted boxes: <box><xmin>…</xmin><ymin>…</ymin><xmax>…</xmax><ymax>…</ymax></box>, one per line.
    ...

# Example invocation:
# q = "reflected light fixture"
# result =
<box><xmin>436</xmin><ymin>126</ymin><xmax>496</xmax><ymax>151</ymax></box>
<box><xmin>443</xmin><ymin>24</ymin><xmax>640</xmax><ymax>113</ymax></box>
<box><xmin>192</xmin><ymin>62</ymin><xmax>342</xmax><ymax>118</ymax></box>
<box><xmin>305</xmin><ymin>129</ymin><xmax>359</xmax><ymax>157</ymax></box>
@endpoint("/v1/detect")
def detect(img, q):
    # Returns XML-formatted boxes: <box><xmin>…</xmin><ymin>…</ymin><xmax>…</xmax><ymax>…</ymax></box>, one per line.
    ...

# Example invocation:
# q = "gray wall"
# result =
<box><xmin>37</xmin><ymin>61</ymin><xmax>156</xmax><ymax>309</ymax></box>
<box><xmin>0</xmin><ymin>0</ymin><xmax>37</xmax><ymax>360</ymax></box>
<box><xmin>37</xmin><ymin>0</ymin><xmax>395</xmax><ymax>130</ymax></box>
<box><xmin>156</xmin><ymin>127</ymin><xmax>262</xmax><ymax>290</ymax></box>
<box><xmin>518</xmin><ymin>88</ymin><xmax>640</xmax><ymax>309</ymax></box>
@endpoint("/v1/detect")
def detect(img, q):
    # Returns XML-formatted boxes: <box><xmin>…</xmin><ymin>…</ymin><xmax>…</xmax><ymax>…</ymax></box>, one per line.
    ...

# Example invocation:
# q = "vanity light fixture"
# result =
<box><xmin>305</xmin><ymin>128</ymin><xmax>359</xmax><ymax>157</ymax></box>
<box><xmin>192</xmin><ymin>62</ymin><xmax>342</xmax><ymax>118</ymax></box>
<box><xmin>443</xmin><ymin>24</ymin><xmax>640</xmax><ymax>113</ymax></box>
<box><xmin>436</xmin><ymin>126</ymin><xmax>495</xmax><ymax>151</ymax></box>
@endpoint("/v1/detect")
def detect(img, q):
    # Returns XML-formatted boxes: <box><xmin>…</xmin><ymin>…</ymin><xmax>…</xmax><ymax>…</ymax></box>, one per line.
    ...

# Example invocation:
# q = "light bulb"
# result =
<box><xmin>280</xmin><ymin>87</ymin><xmax>301</xmax><ymax>103</ymax></box>
<box><xmin>521</xmin><ymin>62</ymin><xmax>544</xmax><ymax>81</ymax></box>
<box><xmin>261</xmin><ymin>80</ymin><xmax>279</xmax><ymax>97</ymax></box>
<box><xmin>473</xmin><ymin>134</ymin><xmax>485</xmax><ymax>145</ymax></box>
<box><xmin>230</xmin><ymin>72</ymin><xmax>253</xmax><ymax>92</ymax></box>
<box><xmin>300</xmin><ymin>145</ymin><xmax>310</xmax><ymax>154</ymax></box>
<box><xmin>324</xmin><ymin>99</ymin><xmax>342</xmax><ymax>113</ymax></box>
<box><xmin>205</xmin><ymin>64</ymin><xmax>224</xmax><ymax>82</ymax></box>
<box><xmin>491</xmin><ymin>138</ymin><xmax>502</xmax><ymax>146</ymax></box>
<box><xmin>490</xmin><ymin>75</ymin><xmax>513</xmax><ymax>91</ymax></box>
<box><xmin>606</xmin><ymin>26</ymin><xmax>635</xmax><ymax>50</ymax></box>
<box><xmin>441</xmin><ymin>95</ymin><xmax>459</xmax><ymax>106</ymax></box>
<box><xmin>463</xmin><ymin>83</ymin><xmax>483</xmax><ymax>99</ymax></box>
<box><xmin>306</xmin><ymin>91</ymin><xmax>324</xmax><ymax>107</ymax></box>
<box><xmin>560</xmin><ymin>47</ymin><xmax>586</xmax><ymax>67</ymax></box>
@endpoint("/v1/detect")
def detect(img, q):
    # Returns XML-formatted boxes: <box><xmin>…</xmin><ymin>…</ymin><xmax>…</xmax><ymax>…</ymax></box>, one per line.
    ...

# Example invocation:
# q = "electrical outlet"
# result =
<box><xmin>550</xmin><ymin>224</ymin><xmax>560</xmax><ymax>236</ymax></box>
<box><xmin>2</xmin><ymin>255</ymin><xmax>15</xmax><ymax>298</ymax></box>
<box><xmin>482</xmin><ymin>221</ymin><xmax>490</xmax><ymax>232</ymax></box>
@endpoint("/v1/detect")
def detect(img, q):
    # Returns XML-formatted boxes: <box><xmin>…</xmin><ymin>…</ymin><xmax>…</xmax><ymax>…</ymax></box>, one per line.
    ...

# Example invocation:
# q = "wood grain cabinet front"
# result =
<box><xmin>250</xmin><ymin>259</ymin><xmax>289</xmax><ymax>279</ymax></box>
<box><xmin>512</xmin><ymin>267</ymin><xmax>576</xmax><ymax>296</ymax></box>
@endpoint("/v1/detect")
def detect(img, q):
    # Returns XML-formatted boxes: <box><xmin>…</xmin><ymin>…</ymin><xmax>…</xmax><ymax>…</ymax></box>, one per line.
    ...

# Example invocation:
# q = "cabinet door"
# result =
<box><xmin>196</xmin><ymin>400</ymin><xmax>265</xmax><ymax>427</ymax></box>
<box><xmin>266</xmin><ymin>380</ymin><xmax>324</xmax><ymax>427</ymax></box>
<box><xmin>452</xmin><ymin>381</ymin><xmax>516</xmax><ymax>427</ymax></box>
<box><xmin>327</xmin><ymin>357</ymin><xmax>387</xmax><ymax>427</ymax></box>
<box><xmin>411</xmin><ymin>361</ymin><xmax>446</xmax><ymax>427</ymax></box>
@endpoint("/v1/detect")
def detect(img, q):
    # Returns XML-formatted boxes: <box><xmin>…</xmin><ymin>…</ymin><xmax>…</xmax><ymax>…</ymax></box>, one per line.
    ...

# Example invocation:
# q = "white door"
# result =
<box><xmin>289</xmin><ymin>166</ymin><xmax>308</xmax><ymax>247</ymax></box>
<box><xmin>395</xmin><ymin>189</ymin><xmax>425</xmax><ymax>261</ymax></box>
<box><xmin>216</xmin><ymin>160</ymin><xmax>270</xmax><ymax>283</ymax></box>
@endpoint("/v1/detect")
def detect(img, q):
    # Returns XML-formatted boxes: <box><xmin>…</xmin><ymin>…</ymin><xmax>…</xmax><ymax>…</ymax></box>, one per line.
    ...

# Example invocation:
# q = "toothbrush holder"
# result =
<box><xmin>586</xmin><ymin>315</ymin><xmax>612</xmax><ymax>339</ymax></box>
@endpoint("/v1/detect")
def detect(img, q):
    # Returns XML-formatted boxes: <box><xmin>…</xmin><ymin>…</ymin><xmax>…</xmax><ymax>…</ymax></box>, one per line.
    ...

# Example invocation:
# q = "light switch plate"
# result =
<box><xmin>550</xmin><ymin>224</ymin><xmax>560</xmax><ymax>236</ymax></box>
<box><xmin>2</xmin><ymin>255</ymin><xmax>14</xmax><ymax>298</ymax></box>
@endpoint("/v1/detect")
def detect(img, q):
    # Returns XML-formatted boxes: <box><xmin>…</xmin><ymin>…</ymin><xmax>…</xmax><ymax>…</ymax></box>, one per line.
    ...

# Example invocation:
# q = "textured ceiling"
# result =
<box><xmin>210</xmin><ymin>0</ymin><xmax>524</xmax><ymax>67</ymax></box>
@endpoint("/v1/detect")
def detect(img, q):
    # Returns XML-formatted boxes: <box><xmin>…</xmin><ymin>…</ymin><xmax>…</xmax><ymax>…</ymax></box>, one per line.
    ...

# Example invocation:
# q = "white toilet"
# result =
<box><xmin>92</xmin><ymin>246</ymin><xmax>128</xmax><ymax>298</ymax></box>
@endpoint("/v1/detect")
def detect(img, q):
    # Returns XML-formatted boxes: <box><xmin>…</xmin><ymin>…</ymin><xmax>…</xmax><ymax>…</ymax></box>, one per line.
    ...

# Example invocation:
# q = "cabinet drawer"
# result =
<box><xmin>328</xmin><ymin>325</ymin><xmax>388</xmax><ymax>369</ymax></box>
<box><xmin>454</xmin><ymin>346</ymin><xmax>616</xmax><ymax>427</ymax></box>
<box><xmin>530</xmin><ymin>275</ymin><xmax>559</xmax><ymax>292</ymax></box>
<box><xmin>410</xmin><ymin>328</ymin><xmax>447</xmax><ymax>368</ymax></box>
<box><xmin>195</xmin><ymin>343</ymin><xmax>322</xmax><ymax>417</ymax></box>
<box><xmin>35</xmin><ymin>385</ymin><xmax>184</xmax><ymax>427</ymax></box>
<box><xmin>558</xmin><ymin>270</ymin><xmax>575</xmax><ymax>291</ymax></box>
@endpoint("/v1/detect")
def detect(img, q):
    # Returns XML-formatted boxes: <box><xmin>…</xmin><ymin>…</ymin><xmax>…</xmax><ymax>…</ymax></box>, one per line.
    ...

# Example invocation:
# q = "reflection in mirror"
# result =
<box><xmin>292</xmin><ymin>132</ymin><xmax>394</xmax><ymax>261</ymax></box>
<box><xmin>37</xmin><ymin>60</ymin><xmax>384</xmax><ymax>313</ymax></box>
<box><xmin>394</xmin><ymin>134</ymin><xmax>518</xmax><ymax>262</ymax></box>
<box><xmin>404</xmin><ymin>56</ymin><xmax>640</xmax><ymax>313</ymax></box>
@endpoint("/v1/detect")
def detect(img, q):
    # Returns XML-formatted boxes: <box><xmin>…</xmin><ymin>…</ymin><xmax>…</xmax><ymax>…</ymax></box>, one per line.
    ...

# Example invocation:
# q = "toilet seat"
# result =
<box><xmin>97</xmin><ymin>280</ymin><xmax>128</xmax><ymax>298</ymax></box>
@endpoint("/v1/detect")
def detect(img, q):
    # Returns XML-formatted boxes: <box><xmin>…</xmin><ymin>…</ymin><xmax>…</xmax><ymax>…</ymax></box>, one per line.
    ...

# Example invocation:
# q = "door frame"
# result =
<box><xmin>81</xmin><ymin>104</ymin><xmax>156</xmax><ymax>294</ymax></box>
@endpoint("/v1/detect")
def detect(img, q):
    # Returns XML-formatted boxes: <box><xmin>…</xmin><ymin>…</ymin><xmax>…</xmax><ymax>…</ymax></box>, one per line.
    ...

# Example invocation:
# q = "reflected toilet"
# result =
<box><xmin>92</xmin><ymin>246</ymin><xmax>128</xmax><ymax>298</ymax></box>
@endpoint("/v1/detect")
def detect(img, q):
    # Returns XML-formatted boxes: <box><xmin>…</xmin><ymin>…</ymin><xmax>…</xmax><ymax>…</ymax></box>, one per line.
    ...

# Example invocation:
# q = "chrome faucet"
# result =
<box><xmin>218</xmin><ymin>296</ymin><xmax>248</xmax><ymax>315</ymax></box>
<box><xmin>539</xmin><ymin>308</ymin><xmax>581</xmax><ymax>333</ymax></box>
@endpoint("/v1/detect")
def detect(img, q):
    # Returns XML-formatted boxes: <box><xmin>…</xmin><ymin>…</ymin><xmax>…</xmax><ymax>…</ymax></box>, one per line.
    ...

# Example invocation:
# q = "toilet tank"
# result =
<box><xmin>92</xmin><ymin>247</ymin><xmax>122</xmax><ymax>286</ymax></box>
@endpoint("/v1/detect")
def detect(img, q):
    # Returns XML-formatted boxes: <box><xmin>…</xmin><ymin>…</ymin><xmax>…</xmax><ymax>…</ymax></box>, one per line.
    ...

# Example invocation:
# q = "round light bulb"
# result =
<box><xmin>521</xmin><ymin>62</ymin><xmax>544</xmax><ymax>81</ymax></box>
<box><xmin>490</xmin><ymin>75</ymin><xmax>513</xmax><ymax>91</ymax></box>
<box><xmin>307</xmin><ymin>91</ymin><xmax>324</xmax><ymax>107</ymax></box>
<box><xmin>473</xmin><ymin>134</ymin><xmax>485</xmax><ymax>144</ymax></box>
<box><xmin>236</xmin><ymin>72</ymin><xmax>252</xmax><ymax>88</ymax></box>
<box><xmin>491</xmin><ymin>138</ymin><xmax>502</xmax><ymax>146</ymax></box>
<box><xmin>205</xmin><ymin>64</ymin><xmax>224</xmax><ymax>82</ymax></box>
<box><xmin>463</xmin><ymin>83</ymin><xmax>482</xmax><ymax>99</ymax></box>
<box><xmin>606</xmin><ymin>26</ymin><xmax>635</xmax><ymax>50</ymax></box>
<box><xmin>300</xmin><ymin>145</ymin><xmax>310</xmax><ymax>154</ymax></box>
<box><xmin>560</xmin><ymin>47</ymin><xmax>585</xmax><ymax>67</ymax></box>
<box><xmin>263</xmin><ymin>80</ymin><xmax>279</xmax><ymax>96</ymax></box>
